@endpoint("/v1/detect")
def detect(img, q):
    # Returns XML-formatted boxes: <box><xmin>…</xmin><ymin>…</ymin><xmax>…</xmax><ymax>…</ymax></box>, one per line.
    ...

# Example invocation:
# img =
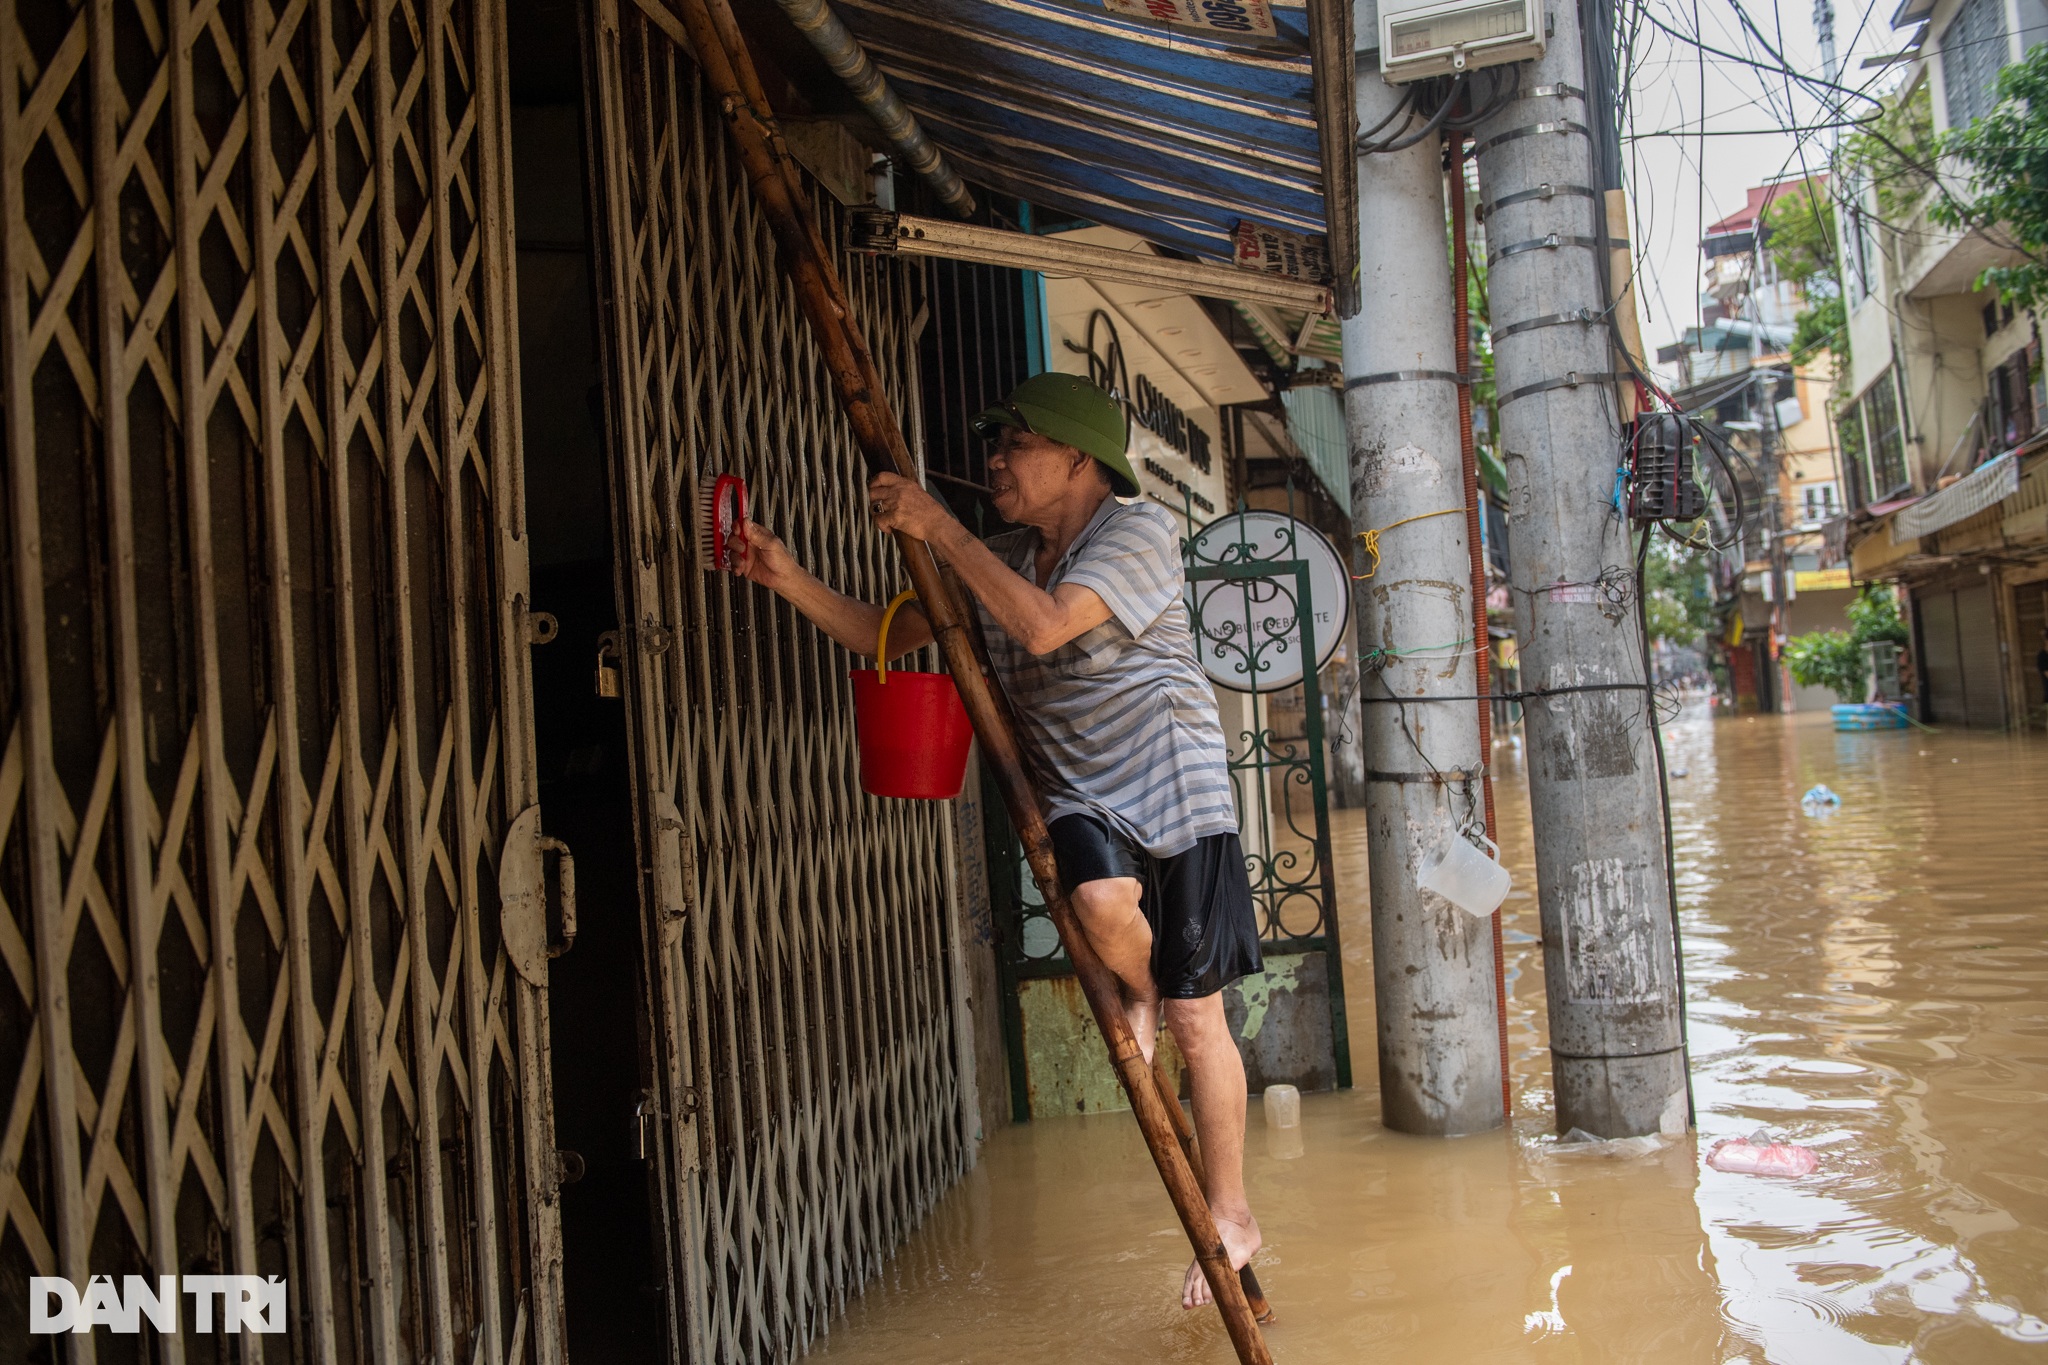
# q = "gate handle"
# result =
<box><xmin>540</xmin><ymin>836</ymin><xmax>577</xmax><ymax>957</ymax></box>
<box><xmin>875</xmin><ymin>588</ymin><xmax>918</xmax><ymax>683</ymax></box>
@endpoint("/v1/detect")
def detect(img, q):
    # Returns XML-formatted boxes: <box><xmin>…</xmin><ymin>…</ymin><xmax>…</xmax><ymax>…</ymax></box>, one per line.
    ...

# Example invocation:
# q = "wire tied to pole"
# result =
<box><xmin>1353</xmin><ymin>507</ymin><xmax>1468</xmax><ymax>580</ymax></box>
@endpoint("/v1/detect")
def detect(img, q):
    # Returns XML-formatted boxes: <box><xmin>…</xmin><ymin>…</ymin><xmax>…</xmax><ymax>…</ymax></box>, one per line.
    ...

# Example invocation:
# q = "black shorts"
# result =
<box><xmin>1048</xmin><ymin>812</ymin><xmax>1263</xmax><ymax>999</ymax></box>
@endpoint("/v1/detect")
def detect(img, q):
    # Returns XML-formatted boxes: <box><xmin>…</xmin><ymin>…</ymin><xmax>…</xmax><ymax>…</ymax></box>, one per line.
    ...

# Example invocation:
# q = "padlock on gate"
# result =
<box><xmin>594</xmin><ymin>631</ymin><xmax>622</xmax><ymax>699</ymax></box>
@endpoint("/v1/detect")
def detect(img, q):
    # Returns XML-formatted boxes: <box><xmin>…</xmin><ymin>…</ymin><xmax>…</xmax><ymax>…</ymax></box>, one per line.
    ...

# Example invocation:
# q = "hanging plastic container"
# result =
<box><xmin>850</xmin><ymin>590</ymin><xmax>973</xmax><ymax>799</ymax></box>
<box><xmin>1418</xmin><ymin>825</ymin><xmax>1512</xmax><ymax>918</ymax></box>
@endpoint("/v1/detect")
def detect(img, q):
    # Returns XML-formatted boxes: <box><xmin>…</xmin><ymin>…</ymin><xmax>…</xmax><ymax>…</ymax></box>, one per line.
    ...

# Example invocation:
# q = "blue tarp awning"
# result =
<box><xmin>832</xmin><ymin>0</ymin><xmax>1328</xmax><ymax>263</ymax></box>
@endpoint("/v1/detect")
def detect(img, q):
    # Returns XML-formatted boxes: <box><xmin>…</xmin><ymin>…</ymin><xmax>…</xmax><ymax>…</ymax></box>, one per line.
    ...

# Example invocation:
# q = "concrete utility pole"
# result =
<box><xmin>1340</xmin><ymin>64</ymin><xmax>1505</xmax><ymax>1137</ymax></box>
<box><xmin>1472</xmin><ymin>0</ymin><xmax>1689</xmax><ymax>1138</ymax></box>
<box><xmin>1814</xmin><ymin>0</ymin><xmax>1841</xmax><ymax>87</ymax></box>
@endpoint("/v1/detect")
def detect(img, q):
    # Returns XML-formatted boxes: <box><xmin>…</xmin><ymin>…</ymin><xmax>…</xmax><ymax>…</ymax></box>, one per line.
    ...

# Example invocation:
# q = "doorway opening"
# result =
<box><xmin>508</xmin><ymin>2</ymin><xmax>665</xmax><ymax>1357</ymax></box>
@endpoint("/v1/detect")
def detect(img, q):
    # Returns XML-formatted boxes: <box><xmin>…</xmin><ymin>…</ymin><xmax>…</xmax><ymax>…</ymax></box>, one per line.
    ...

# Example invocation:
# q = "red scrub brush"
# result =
<box><xmin>697</xmin><ymin>473</ymin><xmax>748</xmax><ymax>572</ymax></box>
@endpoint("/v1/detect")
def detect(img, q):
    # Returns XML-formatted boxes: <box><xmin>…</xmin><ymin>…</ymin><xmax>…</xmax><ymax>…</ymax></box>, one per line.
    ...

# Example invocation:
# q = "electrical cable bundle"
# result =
<box><xmin>1359</xmin><ymin>65</ymin><xmax>1523</xmax><ymax>156</ymax></box>
<box><xmin>1621</xmin><ymin>406</ymin><xmax>1758</xmax><ymax>552</ymax></box>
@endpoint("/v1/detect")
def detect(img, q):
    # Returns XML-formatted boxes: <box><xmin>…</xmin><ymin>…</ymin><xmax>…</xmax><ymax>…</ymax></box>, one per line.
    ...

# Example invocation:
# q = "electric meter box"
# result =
<box><xmin>1376</xmin><ymin>0</ymin><xmax>1545</xmax><ymax>82</ymax></box>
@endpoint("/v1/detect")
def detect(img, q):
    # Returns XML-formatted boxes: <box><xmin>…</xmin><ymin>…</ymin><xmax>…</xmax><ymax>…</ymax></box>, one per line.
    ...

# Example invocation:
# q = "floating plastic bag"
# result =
<box><xmin>1800</xmin><ymin>784</ymin><xmax>1841</xmax><ymax>814</ymax></box>
<box><xmin>1705</xmin><ymin>1130</ymin><xmax>1818</xmax><ymax>1177</ymax></box>
<box><xmin>1548</xmin><ymin>1128</ymin><xmax>1667</xmax><ymax>1159</ymax></box>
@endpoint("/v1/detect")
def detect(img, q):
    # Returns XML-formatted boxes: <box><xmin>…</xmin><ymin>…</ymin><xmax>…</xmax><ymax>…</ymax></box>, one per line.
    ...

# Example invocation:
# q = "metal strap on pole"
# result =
<box><xmin>1359</xmin><ymin>680</ymin><xmax>1655</xmax><ymax>704</ymax></box>
<box><xmin>1492</xmin><ymin>307</ymin><xmax>1604</xmax><ymax>342</ymax></box>
<box><xmin>1497</xmin><ymin>370</ymin><xmax>1632</xmax><ymax>407</ymax></box>
<box><xmin>1470</xmin><ymin>118</ymin><xmax>1591</xmax><ymax>157</ymax></box>
<box><xmin>1366</xmin><ymin>767</ymin><xmax>1487</xmax><ymax>784</ymax></box>
<box><xmin>1342</xmin><ymin>368</ymin><xmax>1472</xmax><ymax>390</ymax></box>
<box><xmin>1477</xmin><ymin>181</ymin><xmax>1599</xmax><ymax>218</ymax></box>
<box><xmin>1488</xmin><ymin>232</ymin><xmax>1614</xmax><ymax>264</ymax></box>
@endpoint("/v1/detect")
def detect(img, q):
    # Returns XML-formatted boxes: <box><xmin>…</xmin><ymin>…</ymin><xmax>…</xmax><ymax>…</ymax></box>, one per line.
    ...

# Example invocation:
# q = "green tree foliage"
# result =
<box><xmin>1762</xmin><ymin>183</ymin><xmax>1843</xmax><ymax>360</ymax></box>
<box><xmin>1844</xmin><ymin>79</ymin><xmax>1936</xmax><ymax>222</ymax></box>
<box><xmin>1783</xmin><ymin>630</ymin><xmax>1866</xmax><ymax>701</ymax></box>
<box><xmin>1643</xmin><ymin>540</ymin><xmax>1715</xmax><ymax>646</ymax></box>
<box><xmin>1930</xmin><ymin>42</ymin><xmax>2048</xmax><ymax>308</ymax></box>
<box><xmin>1845</xmin><ymin>583</ymin><xmax>1909</xmax><ymax>645</ymax></box>
<box><xmin>1792</xmin><ymin>295</ymin><xmax>1846</xmax><ymax>361</ymax></box>
<box><xmin>1783</xmin><ymin>586</ymin><xmax>1908</xmax><ymax>702</ymax></box>
<box><xmin>1762</xmin><ymin>183</ymin><xmax>1837</xmax><ymax>294</ymax></box>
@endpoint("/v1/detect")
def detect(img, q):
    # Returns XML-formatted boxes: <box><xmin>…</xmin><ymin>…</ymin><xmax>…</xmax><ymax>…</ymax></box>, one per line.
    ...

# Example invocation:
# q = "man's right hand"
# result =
<box><xmin>728</xmin><ymin>518</ymin><xmax>794</xmax><ymax>591</ymax></box>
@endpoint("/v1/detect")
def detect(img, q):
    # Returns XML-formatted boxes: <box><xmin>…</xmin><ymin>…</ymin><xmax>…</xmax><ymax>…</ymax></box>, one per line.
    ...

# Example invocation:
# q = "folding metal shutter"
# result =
<box><xmin>0</xmin><ymin>0</ymin><xmax>566</xmax><ymax>1358</ymax></box>
<box><xmin>585</xmin><ymin>2</ymin><xmax>969</xmax><ymax>1361</ymax></box>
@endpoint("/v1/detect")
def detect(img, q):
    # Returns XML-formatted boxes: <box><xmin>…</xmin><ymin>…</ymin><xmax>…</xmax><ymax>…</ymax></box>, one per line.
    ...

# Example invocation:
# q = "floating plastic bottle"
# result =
<box><xmin>1263</xmin><ymin>1085</ymin><xmax>1304</xmax><ymax>1160</ymax></box>
<box><xmin>1262</xmin><ymin>1085</ymin><xmax>1301</xmax><ymax>1130</ymax></box>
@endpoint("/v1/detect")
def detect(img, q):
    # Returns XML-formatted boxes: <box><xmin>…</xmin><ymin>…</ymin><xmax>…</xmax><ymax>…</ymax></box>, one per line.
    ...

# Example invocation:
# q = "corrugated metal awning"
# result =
<box><xmin>831</xmin><ymin>0</ymin><xmax>1330</xmax><ymax>264</ymax></box>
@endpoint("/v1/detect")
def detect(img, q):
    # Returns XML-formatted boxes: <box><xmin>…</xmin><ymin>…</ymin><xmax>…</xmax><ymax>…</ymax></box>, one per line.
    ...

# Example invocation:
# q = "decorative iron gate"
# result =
<box><xmin>1</xmin><ymin>0</ymin><xmax>565</xmax><ymax>1360</ymax></box>
<box><xmin>992</xmin><ymin>507</ymin><xmax>1352</xmax><ymax>1091</ymax></box>
<box><xmin>586</xmin><ymin>4</ymin><xmax>968</xmax><ymax>1362</ymax></box>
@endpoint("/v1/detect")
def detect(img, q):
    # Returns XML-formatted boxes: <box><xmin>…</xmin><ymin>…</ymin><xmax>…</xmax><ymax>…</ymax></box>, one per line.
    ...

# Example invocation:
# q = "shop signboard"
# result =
<box><xmin>1100</xmin><ymin>0</ymin><xmax>1277</xmax><ymax>35</ymax></box>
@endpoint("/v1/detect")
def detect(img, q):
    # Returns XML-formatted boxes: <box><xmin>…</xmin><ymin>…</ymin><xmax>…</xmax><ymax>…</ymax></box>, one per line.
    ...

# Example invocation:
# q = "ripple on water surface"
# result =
<box><xmin>814</xmin><ymin>709</ymin><xmax>2048</xmax><ymax>1364</ymax></box>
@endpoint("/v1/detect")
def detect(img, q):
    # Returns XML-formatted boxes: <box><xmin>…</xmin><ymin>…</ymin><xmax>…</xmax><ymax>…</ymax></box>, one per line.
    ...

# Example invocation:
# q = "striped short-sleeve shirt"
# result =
<box><xmin>978</xmin><ymin>497</ymin><xmax>1238</xmax><ymax>858</ymax></box>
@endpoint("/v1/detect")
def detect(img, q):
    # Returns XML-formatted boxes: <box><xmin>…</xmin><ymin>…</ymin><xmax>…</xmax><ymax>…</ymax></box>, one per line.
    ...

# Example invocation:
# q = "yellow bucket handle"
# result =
<box><xmin>875</xmin><ymin>589</ymin><xmax>918</xmax><ymax>685</ymax></box>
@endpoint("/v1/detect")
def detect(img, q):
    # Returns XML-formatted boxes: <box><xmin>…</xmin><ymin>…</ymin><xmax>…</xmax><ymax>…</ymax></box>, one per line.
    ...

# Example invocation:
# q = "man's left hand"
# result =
<box><xmin>868</xmin><ymin>472</ymin><xmax>954</xmax><ymax>543</ymax></box>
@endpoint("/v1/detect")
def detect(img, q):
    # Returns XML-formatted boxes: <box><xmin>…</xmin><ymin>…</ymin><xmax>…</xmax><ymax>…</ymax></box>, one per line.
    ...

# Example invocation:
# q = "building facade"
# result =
<box><xmin>1839</xmin><ymin>0</ymin><xmax>2048</xmax><ymax>729</ymax></box>
<box><xmin>1659</xmin><ymin>178</ymin><xmax>1855</xmax><ymax>713</ymax></box>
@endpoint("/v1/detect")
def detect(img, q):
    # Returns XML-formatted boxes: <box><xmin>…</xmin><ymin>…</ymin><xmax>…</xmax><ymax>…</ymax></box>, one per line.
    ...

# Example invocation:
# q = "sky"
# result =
<box><xmin>1619</xmin><ymin>0</ymin><xmax>1916</xmax><ymax>372</ymax></box>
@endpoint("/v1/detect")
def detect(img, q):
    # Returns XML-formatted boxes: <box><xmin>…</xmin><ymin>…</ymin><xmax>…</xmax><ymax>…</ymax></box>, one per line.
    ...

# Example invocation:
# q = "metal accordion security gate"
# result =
<box><xmin>1</xmin><ymin>0</ymin><xmax>566</xmax><ymax>1360</ymax></box>
<box><xmin>586</xmin><ymin>4</ymin><xmax>969</xmax><ymax>1363</ymax></box>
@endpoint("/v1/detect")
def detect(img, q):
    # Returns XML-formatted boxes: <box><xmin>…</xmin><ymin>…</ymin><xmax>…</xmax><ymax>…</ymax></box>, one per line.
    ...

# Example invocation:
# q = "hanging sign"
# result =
<box><xmin>1185</xmin><ymin>511</ymin><xmax>1351</xmax><ymax>693</ymax></box>
<box><xmin>1078</xmin><ymin>310</ymin><xmax>1214</xmax><ymax>473</ymax></box>
<box><xmin>1233</xmin><ymin>221</ymin><xmax>1331</xmax><ymax>286</ymax></box>
<box><xmin>1100</xmin><ymin>0</ymin><xmax>1278</xmax><ymax>35</ymax></box>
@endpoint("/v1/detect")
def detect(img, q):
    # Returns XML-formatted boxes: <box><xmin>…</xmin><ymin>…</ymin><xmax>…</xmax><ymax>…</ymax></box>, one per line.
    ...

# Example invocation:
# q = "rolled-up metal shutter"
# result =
<box><xmin>1955</xmin><ymin>584</ymin><xmax>2006</xmax><ymax>728</ymax></box>
<box><xmin>1919</xmin><ymin>590</ymin><xmax>1965</xmax><ymax>724</ymax></box>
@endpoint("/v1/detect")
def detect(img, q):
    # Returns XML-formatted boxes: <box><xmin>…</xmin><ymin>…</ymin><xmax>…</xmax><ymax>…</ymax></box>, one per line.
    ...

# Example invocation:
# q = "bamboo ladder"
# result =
<box><xmin>662</xmin><ymin>0</ymin><xmax>1276</xmax><ymax>1357</ymax></box>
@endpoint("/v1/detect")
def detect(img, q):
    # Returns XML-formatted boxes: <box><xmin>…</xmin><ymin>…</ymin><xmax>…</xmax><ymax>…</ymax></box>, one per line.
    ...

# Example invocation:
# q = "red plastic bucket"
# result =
<box><xmin>849</xmin><ymin>588</ymin><xmax>973</xmax><ymax>800</ymax></box>
<box><xmin>849</xmin><ymin>668</ymin><xmax>973</xmax><ymax>798</ymax></box>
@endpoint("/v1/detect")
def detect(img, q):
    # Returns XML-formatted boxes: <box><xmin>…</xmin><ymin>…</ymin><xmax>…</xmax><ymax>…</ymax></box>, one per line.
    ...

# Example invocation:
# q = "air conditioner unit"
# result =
<box><xmin>1378</xmin><ymin>0</ymin><xmax>1545</xmax><ymax>82</ymax></box>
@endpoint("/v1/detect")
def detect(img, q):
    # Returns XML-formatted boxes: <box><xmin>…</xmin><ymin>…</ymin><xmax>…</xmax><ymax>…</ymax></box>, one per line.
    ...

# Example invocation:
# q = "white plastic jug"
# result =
<box><xmin>1418</xmin><ymin>829</ymin><xmax>1512</xmax><ymax>918</ymax></box>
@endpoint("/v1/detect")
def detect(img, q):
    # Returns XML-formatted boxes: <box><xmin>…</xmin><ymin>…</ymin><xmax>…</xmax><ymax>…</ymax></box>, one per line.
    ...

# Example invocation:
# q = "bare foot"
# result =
<box><xmin>1124</xmin><ymin>987</ymin><xmax>1161</xmax><ymax>1066</ymax></box>
<box><xmin>1183</xmin><ymin>1213</ymin><xmax>1261</xmax><ymax>1310</ymax></box>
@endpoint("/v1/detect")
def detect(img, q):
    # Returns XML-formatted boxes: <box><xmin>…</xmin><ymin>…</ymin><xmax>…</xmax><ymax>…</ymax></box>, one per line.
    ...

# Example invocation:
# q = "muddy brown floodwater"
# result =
<box><xmin>814</xmin><ymin>706</ymin><xmax>2048</xmax><ymax>1363</ymax></box>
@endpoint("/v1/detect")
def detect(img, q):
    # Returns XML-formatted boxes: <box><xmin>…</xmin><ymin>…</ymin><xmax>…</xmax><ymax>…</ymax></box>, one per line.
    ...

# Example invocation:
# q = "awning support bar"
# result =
<box><xmin>851</xmin><ymin>209</ymin><xmax>1335</xmax><ymax>314</ymax></box>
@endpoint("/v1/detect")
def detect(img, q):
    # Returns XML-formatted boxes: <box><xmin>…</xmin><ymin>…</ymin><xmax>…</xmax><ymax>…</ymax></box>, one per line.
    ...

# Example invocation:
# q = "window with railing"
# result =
<box><xmin>1801</xmin><ymin>482</ymin><xmax>1840</xmax><ymax>522</ymax></box>
<box><xmin>1941</xmin><ymin>0</ymin><xmax>2008</xmax><ymax>130</ymax></box>
<box><xmin>1986</xmin><ymin>342</ymin><xmax>2041</xmax><ymax>455</ymax></box>
<box><xmin>1838</xmin><ymin>389</ymin><xmax>1870</xmax><ymax>508</ymax></box>
<box><xmin>1841</xmin><ymin>365</ymin><xmax>1911</xmax><ymax>508</ymax></box>
<box><xmin>1867</xmin><ymin>367</ymin><xmax>1911</xmax><ymax>499</ymax></box>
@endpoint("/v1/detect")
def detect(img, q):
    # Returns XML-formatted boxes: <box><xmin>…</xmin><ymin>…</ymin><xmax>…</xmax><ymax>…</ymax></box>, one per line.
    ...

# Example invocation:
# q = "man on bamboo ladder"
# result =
<box><xmin>729</xmin><ymin>372</ymin><xmax>1263</xmax><ymax>1310</ymax></box>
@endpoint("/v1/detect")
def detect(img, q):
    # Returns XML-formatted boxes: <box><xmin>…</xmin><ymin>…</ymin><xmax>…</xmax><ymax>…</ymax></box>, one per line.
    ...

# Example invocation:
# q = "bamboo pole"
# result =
<box><xmin>663</xmin><ymin>1</ymin><xmax>1273</xmax><ymax>1358</ymax></box>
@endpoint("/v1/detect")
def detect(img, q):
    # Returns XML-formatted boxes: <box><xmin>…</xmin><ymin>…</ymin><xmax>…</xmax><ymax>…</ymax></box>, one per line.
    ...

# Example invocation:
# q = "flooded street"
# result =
<box><xmin>815</xmin><ymin>707</ymin><xmax>2048</xmax><ymax>1363</ymax></box>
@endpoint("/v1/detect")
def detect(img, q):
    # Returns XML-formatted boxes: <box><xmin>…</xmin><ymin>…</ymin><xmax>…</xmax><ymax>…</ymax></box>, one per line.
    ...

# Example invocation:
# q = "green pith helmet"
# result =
<box><xmin>969</xmin><ymin>372</ymin><xmax>1139</xmax><ymax>498</ymax></box>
